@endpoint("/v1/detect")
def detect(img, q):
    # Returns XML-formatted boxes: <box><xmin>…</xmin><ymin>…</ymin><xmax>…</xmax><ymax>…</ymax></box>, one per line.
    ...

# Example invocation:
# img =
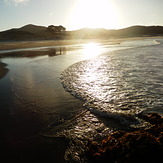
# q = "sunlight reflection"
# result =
<box><xmin>82</xmin><ymin>43</ymin><xmax>102</xmax><ymax>59</ymax></box>
<box><xmin>80</xmin><ymin>58</ymin><xmax>105</xmax><ymax>102</ymax></box>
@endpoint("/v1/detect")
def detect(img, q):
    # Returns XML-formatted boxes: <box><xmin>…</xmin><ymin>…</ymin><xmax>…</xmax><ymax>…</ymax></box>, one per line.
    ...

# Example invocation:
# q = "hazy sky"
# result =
<box><xmin>0</xmin><ymin>0</ymin><xmax>163</xmax><ymax>31</ymax></box>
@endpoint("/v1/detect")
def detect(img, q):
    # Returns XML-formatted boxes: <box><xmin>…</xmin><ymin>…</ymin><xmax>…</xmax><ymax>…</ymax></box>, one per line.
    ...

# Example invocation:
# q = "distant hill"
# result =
<box><xmin>114</xmin><ymin>25</ymin><xmax>163</xmax><ymax>37</ymax></box>
<box><xmin>19</xmin><ymin>24</ymin><xmax>46</xmax><ymax>34</ymax></box>
<box><xmin>0</xmin><ymin>24</ymin><xmax>50</xmax><ymax>41</ymax></box>
<box><xmin>0</xmin><ymin>24</ymin><xmax>163</xmax><ymax>41</ymax></box>
<box><xmin>67</xmin><ymin>28</ymin><xmax>112</xmax><ymax>39</ymax></box>
<box><xmin>67</xmin><ymin>25</ymin><xmax>163</xmax><ymax>39</ymax></box>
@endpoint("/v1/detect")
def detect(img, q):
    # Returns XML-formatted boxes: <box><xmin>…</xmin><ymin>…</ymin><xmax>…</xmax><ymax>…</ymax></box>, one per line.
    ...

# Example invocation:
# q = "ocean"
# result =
<box><xmin>61</xmin><ymin>39</ymin><xmax>163</xmax><ymax>117</ymax></box>
<box><xmin>60</xmin><ymin>38</ymin><xmax>163</xmax><ymax>161</ymax></box>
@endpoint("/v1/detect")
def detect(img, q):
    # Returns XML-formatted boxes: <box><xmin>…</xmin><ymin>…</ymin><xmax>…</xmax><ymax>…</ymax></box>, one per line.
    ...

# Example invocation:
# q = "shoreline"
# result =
<box><xmin>0</xmin><ymin>61</ymin><xmax>9</xmax><ymax>80</ymax></box>
<box><xmin>0</xmin><ymin>36</ymin><xmax>162</xmax><ymax>51</ymax></box>
<box><xmin>0</xmin><ymin>36</ymin><xmax>163</xmax><ymax>162</ymax></box>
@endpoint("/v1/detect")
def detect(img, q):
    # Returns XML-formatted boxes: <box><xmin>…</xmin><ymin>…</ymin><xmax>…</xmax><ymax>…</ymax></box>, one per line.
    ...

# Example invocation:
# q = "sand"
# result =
<box><xmin>0</xmin><ymin>39</ymin><xmax>103</xmax><ymax>51</ymax></box>
<box><xmin>0</xmin><ymin>61</ymin><xmax>8</xmax><ymax>80</ymax></box>
<box><xmin>0</xmin><ymin>38</ymin><xmax>126</xmax><ymax>79</ymax></box>
<box><xmin>0</xmin><ymin>36</ymin><xmax>160</xmax><ymax>51</ymax></box>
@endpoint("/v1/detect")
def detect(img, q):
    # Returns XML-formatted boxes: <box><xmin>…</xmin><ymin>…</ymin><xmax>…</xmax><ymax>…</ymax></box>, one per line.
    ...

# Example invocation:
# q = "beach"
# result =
<box><xmin>0</xmin><ymin>37</ymin><xmax>159</xmax><ymax>51</ymax></box>
<box><xmin>0</xmin><ymin>61</ymin><xmax>8</xmax><ymax>79</ymax></box>
<box><xmin>0</xmin><ymin>38</ymin><xmax>93</xmax><ymax>162</ymax></box>
<box><xmin>0</xmin><ymin>37</ymin><xmax>162</xmax><ymax>162</ymax></box>
<box><xmin>0</xmin><ymin>39</ymin><xmax>105</xmax><ymax>50</ymax></box>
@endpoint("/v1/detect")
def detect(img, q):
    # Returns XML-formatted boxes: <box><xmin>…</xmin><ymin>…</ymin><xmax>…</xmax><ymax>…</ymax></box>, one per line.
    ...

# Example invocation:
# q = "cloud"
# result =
<box><xmin>4</xmin><ymin>0</ymin><xmax>30</xmax><ymax>5</ymax></box>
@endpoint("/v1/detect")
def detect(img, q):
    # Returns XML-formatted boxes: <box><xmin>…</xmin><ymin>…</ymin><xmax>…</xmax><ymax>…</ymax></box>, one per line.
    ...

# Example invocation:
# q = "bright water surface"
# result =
<box><xmin>1</xmin><ymin>40</ymin><xmax>150</xmax><ymax>118</ymax></box>
<box><xmin>62</xmin><ymin>39</ymin><xmax>163</xmax><ymax>116</ymax></box>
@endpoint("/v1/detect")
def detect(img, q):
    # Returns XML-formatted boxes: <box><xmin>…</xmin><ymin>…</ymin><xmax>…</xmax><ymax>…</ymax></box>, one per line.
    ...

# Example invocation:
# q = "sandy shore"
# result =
<box><xmin>0</xmin><ymin>36</ymin><xmax>161</xmax><ymax>51</ymax></box>
<box><xmin>0</xmin><ymin>38</ymin><xmax>122</xmax><ymax>79</ymax></box>
<box><xmin>0</xmin><ymin>39</ymin><xmax>104</xmax><ymax>51</ymax></box>
<box><xmin>0</xmin><ymin>36</ymin><xmax>161</xmax><ymax>81</ymax></box>
<box><xmin>0</xmin><ymin>36</ymin><xmax>162</xmax><ymax>162</ymax></box>
<box><xmin>0</xmin><ymin>61</ymin><xmax>8</xmax><ymax>79</ymax></box>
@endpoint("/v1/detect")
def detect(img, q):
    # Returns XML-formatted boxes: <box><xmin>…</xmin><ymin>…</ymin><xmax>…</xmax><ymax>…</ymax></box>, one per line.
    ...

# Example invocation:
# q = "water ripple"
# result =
<box><xmin>61</xmin><ymin>40</ymin><xmax>163</xmax><ymax>119</ymax></box>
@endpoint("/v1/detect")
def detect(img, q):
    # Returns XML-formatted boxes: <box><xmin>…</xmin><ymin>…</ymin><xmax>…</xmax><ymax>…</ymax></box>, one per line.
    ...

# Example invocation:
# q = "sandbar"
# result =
<box><xmin>0</xmin><ymin>36</ymin><xmax>161</xmax><ymax>51</ymax></box>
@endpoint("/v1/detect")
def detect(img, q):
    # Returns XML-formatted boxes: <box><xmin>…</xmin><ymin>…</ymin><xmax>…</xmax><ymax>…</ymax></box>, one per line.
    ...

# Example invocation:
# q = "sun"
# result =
<box><xmin>68</xmin><ymin>0</ymin><xmax>119</xmax><ymax>30</ymax></box>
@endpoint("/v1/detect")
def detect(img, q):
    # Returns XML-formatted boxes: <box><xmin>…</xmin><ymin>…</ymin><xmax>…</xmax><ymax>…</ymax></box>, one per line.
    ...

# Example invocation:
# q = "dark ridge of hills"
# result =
<box><xmin>67</xmin><ymin>25</ymin><xmax>163</xmax><ymax>38</ymax></box>
<box><xmin>0</xmin><ymin>24</ymin><xmax>50</xmax><ymax>41</ymax></box>
<box><xmin>19</xmin><ymin>24</ymin><xmax>47</xmax><ymax>34</ymax></box>
<box><xmin>114</xmin><ymin>25</ymin><xmax>163</xmax><ymax>37</ymax></box>
<box><xmin>0</xmin><ymin>24</ymin><xmax>163</xmax><ymax>41</ymax></box>
<box><xmin>67</xmin><ymin>28</ymin><xmax>113</xmax><ymax>39</ymax></box>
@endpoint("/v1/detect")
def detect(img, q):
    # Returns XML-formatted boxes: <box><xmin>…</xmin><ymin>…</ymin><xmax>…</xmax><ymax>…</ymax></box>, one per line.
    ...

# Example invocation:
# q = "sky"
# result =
<box><xmin>0</xmin><ymin>0</ymin><xmax>163</xmax><ymax>31</ymax></box>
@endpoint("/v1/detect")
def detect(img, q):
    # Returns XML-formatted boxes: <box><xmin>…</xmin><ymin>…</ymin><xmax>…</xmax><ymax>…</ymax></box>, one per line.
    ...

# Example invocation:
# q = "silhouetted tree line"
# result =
<box><xmin>47</xmin><ymin>25</ymin><xmax>66</xmax><ymax>34</ymax></box>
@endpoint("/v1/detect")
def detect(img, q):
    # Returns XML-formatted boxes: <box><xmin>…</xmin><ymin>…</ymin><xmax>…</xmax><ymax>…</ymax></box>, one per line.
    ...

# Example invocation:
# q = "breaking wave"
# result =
<box><xmin>61</xmin><ymin>39</ymin><xmax>163</xmax><ymax>126</ymax></box>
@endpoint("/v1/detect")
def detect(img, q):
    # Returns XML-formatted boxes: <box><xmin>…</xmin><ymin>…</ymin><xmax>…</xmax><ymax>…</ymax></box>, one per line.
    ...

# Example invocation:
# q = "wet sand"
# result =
<box><xmin>0</xmin><ymin>61</ymin><xmax>9</xmax><ymax>79</ymax></box>
<box><xmin>0</xmin><ymin>39</ymin><xmax>104</xmax><ymax>51</ymax></box>
<box><xmin>0</xmin><ymin>40</ymin><xmax>86</xmax><ymax>162</ymax></box>
<box><xmin>0</xmin><ymin>63</ymin><xmax>69</xmax><ymax>162</ymax></box>
<box><xmin>0</xmin><ymin>36</ymin><xmax>158</xmax><ymax>51</ymax></box>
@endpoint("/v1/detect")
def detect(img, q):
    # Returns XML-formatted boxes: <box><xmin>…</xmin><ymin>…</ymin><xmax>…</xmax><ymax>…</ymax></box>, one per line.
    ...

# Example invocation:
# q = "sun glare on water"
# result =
<box><xmin>82</xmin><ymin>43</ymin><xmax>102</xmax><ymax>59</ymax></box>
<box><xmin>68</xmin><ymin>0</ymin><xmax>119</xmax><ymax>30</ymax></box>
